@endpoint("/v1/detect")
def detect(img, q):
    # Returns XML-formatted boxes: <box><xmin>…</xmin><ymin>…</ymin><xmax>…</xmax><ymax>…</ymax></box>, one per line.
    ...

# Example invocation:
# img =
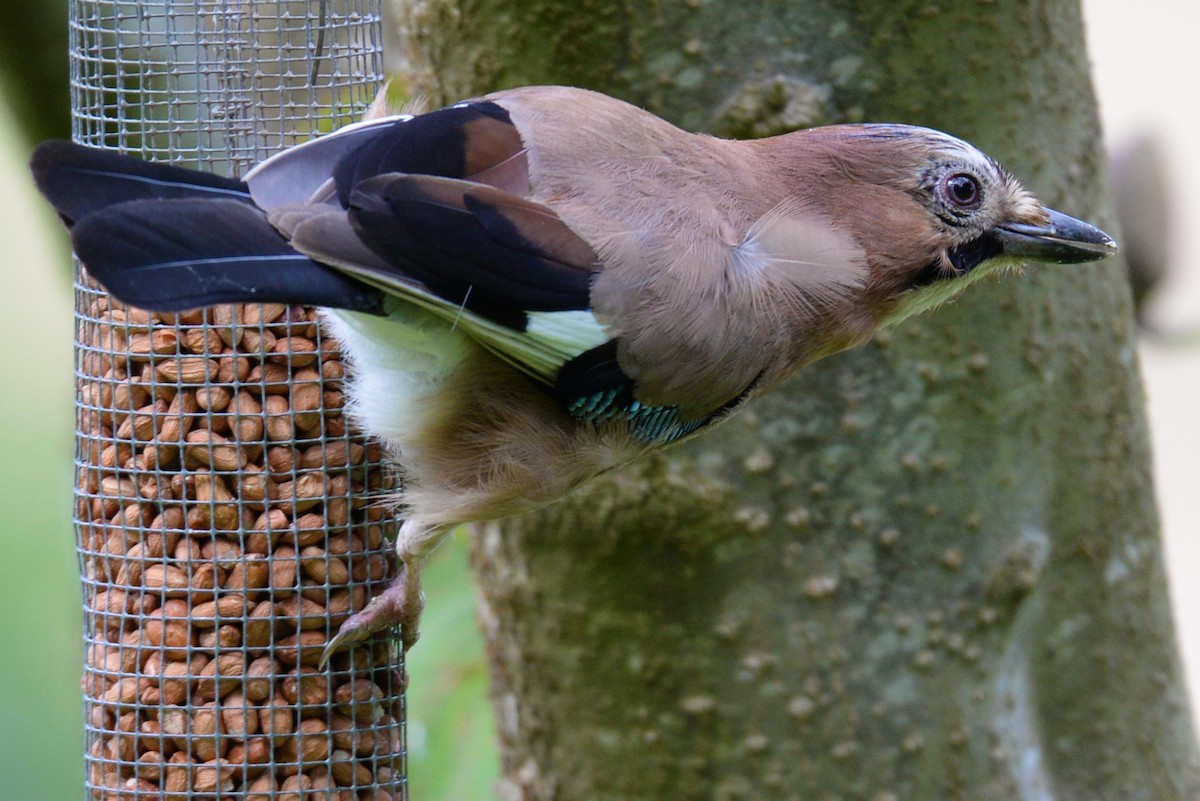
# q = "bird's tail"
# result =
<box><xmin>30</xmin><ymin>141</ymin><xmax>384</xmax><ymax>314</ymax></box>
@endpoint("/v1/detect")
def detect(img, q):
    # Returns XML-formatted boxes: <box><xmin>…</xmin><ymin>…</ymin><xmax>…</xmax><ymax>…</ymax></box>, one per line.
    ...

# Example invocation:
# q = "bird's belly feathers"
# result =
<box><xmin>322</xmin><ymin>302</ymin><xmax>642</xmax><ymax>526</ymax></box>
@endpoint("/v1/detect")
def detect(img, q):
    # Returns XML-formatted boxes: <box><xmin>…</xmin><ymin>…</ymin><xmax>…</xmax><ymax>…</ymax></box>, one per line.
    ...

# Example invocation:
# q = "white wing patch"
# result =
<box><xmin>322</xmin><ymin>300</ymin><xmax>607</xmax><ymax>469</ymax></box>
<box><xmin>330</xmin><ymin>264</ymin><xmax>605</xmax><ymax>385</ymax></box>
<box><xmin>288</xmin><ymin>210</ymin><xmax>607</xmax><ymax>386</ymax></box>
<box><xmin>525</xmin><ymin>310</ymin><xmax>609</xmax><ymax>359</ymax></box>
<box><xmin>449</xmin><ymin>309</ymin><xmax>608</xmax><ymax>385</ymax></box>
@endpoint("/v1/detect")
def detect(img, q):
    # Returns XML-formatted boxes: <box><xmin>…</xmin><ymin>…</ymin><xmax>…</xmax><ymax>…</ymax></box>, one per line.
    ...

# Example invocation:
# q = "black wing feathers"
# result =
<box><xmin>554</xmin><ymin>340</ymin><xmax>636</xmax><ymax>412</ymax></box>
<box><xmin>348</xmin><ymin>174</ymin><xmax>597</xmax><ymax>328</ymax></box>
<box><xmin>555</xmin><ymin>343</ymin><xmax>766</xmax><ymax>445</ymax></box>
<box><xmin>29</xmin><ymin>101</ymin><xmax>745</xmax><ymax>439</ymax></box>
<box><xmin>465</xmin><ymin>193</ymin><xmax>598</xmax><ymax>268</ymax></box>
<box><xmin>72</xmin><ymin>199</ymin><xmax>384</xmax><ymax>314</ymax></box>
<box><xmin>332</xmin><ymin>102</ymin><xmax>526</xmax><ymax>206</ymax></box>
<box><xmin>29</xmin><ymin>98</ymin><xmax>587</xmax><ymax>330</ymax></box>
<box><xmin>31</xmin><ymin>140</ymin><xmax>250</xmax><ymax>225</ymax></box>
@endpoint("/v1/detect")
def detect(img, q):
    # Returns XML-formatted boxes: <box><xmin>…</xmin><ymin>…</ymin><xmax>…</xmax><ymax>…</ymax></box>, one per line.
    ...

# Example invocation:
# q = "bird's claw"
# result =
<box><xmin>319</xmin><ymin>561</ymin><xmax>425</xmax><ymax>668</ymax></box>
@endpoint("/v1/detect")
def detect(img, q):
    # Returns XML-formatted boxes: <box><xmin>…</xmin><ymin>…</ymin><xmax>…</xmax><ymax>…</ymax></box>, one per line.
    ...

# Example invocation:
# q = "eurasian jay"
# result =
<box><xmin>31</xmin><ymin>85</ymin><xmax>1117</xmax><ymax>657</ymax></box>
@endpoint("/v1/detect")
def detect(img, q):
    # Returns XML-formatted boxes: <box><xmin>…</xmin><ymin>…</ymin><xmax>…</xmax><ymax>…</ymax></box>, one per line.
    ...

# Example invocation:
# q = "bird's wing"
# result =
<box><xmin>244</xmin><ymin>115</ymin><xmax>415</xmax><ymax>209</ymax></box>
<box><xmin>244</xmin><ymin>97</ymin><xmax>608</xmax><ymax>386</ymax></box>
<box><xmin>291</xmin><ymin>169</ymin><xmax>764</xmax><ymax>445</ymax></box>
<box><xmin>269</xmin><ymin>96</ymin><xmax>773</xmax><ymax>442</ymax></box>
<box><xmin>246</xmin><ymin>100</ymin><xmax>530</xmax><ymax>209</ymax></box>
<box><xmin>286</xmin><ymin>172</ymin><xmax>611</xmax><ymax>387</ymax></box>
<box><xmin>293</xmin><ymin>183</ymin><xmax>746</xmax><ymax>444</ymax></box>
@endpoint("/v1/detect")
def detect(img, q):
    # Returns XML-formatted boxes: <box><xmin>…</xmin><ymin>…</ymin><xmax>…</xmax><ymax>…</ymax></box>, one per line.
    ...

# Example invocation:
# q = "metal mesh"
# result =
<box><xmin>71</xmin><ymin>0</ymin><xmax>382</xmax><ymax>170</ymax></box>
<box><xmin>69</xmin><ymin>2</ymin><xmax>407</xmax><ymax>798</ymax></box>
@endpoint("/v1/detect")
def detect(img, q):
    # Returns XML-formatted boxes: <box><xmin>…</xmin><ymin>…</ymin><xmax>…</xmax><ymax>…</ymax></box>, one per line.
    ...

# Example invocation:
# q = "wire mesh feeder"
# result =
<box><xmin>69</xmin><ymin>1</ymin><xmax>406</xmax><ymax>798</ymax></box>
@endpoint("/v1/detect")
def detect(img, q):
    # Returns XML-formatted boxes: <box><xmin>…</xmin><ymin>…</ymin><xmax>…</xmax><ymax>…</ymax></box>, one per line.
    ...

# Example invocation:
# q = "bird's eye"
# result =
<box><xmin>943</xmin><ymin>173</ymin><xmax>981</xmax><ymax>208</ymax></box>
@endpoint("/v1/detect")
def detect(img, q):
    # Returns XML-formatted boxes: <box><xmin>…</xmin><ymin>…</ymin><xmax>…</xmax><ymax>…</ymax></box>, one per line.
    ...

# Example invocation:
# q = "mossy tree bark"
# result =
<box><xmin>390</xmin><ymin>1</ymin><xmax>1200</xmax><ymax>798</ymax></box>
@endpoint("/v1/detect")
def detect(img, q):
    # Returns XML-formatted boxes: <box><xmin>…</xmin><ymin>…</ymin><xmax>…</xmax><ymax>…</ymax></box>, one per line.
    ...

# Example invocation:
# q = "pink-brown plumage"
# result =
<box><xmin>30</xmin><ymin>85</ymin><xmax>1117</xmax><ymax>654</ymax></box>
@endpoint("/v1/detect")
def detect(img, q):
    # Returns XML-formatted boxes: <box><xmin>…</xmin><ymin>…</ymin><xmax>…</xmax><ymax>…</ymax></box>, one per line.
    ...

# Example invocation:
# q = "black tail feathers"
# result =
<box><xmin>31</xmin><ymin>141</ymin><xmax>384</xmax><ymax>315</ymax></box>
<box><xmin>30</xmin><ymin>141</ymin><xmax>252</xmax><ymax>226</ymax></box>
<box><xmin>71</xmin><ymin>198</ymin><xmax>384</xmax><ymax>314</ymax></box>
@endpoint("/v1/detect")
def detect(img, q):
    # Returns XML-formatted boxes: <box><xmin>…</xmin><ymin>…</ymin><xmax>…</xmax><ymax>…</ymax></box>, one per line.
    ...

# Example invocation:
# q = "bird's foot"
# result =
<box><xmin>320</xmin><ymin>557</ymin><xmax>425</xmax><ymax>666</ymax></box>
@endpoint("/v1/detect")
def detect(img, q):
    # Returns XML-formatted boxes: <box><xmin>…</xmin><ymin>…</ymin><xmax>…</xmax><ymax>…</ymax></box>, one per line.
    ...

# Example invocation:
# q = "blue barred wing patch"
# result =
<box><xmin>557</xmin><ymin>340</ymin><xmax>760</xmax><ymax>446</ymax></box>
<box><xmin>566</xmin><ymin>392</ymin><xmax>710</xmax><ymax>445</ymax></box>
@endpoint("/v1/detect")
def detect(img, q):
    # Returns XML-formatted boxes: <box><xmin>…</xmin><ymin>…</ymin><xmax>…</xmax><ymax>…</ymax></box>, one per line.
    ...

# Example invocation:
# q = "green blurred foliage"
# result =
<box><xmin>0</xmin><ymin>86</ymin><xmax>83</xmax><ymax>797</ymax></box>
<box><xmin>407</xmin><ymin>536</ymin><xmax>502</xmax><ymax>801</ymax></box>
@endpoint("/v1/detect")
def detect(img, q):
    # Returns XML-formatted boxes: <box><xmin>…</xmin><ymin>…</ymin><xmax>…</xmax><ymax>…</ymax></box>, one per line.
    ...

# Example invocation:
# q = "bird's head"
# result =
<box><xmin>783</xmin><ymin>124</ymin><xmax>1118</xmax><ymax>330</ymax></box>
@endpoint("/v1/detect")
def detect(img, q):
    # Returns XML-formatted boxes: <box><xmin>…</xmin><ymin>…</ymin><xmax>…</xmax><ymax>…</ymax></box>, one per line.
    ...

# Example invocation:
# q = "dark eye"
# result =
<box><xmin>943</xmin><ymin>173</ymin><xmax>981</xmax><ymax>208</ymax></box>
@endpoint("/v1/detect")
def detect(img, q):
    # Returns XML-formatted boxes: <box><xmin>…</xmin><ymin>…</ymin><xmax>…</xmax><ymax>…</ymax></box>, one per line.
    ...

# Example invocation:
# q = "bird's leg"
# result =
<box><xmin>320</xmin><ymin>519</ymin><xmax>445</xmax><ymax>665</ymax></box>
<box><xmin>319</xmin><ymin>552</ymin><xmax>426</xmax><ymax>662</ymax></box>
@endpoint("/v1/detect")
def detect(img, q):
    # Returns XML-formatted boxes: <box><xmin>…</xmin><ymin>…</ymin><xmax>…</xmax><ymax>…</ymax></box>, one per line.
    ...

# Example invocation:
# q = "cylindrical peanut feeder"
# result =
<box><xmin>70</xmin><ymin>2</ymin><xmax>405</xmax><ymax>797</ymax></box>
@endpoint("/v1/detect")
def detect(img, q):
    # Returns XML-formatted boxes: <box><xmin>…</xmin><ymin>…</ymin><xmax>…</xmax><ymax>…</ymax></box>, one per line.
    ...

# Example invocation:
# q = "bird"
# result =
<box><xmin>30</xmin><ymin>85</ymin><xmax>1117</xmax><ymax>659</ymax></box>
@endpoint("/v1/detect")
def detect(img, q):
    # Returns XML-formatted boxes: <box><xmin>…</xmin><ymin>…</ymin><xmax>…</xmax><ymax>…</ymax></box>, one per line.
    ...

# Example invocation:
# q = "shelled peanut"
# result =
<box><xmin>75</xmin><ymin>291</ymin><xmax>404</xmax><ymax>800</ymax></box>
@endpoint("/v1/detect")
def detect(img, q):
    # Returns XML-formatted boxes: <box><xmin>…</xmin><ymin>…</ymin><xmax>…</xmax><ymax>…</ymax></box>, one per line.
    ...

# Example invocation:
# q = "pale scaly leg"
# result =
<box><xmin>320</xmin><ymin>519</ymin><xmax>450</xmax><ymax>665</ymax></box>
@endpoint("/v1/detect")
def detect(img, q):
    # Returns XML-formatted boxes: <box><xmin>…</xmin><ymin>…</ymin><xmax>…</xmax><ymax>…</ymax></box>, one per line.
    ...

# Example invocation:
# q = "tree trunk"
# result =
<box><xmin>390</xmin><ymin>1</ymin><xmax>1200</xmax><ymax>798</ymax></box>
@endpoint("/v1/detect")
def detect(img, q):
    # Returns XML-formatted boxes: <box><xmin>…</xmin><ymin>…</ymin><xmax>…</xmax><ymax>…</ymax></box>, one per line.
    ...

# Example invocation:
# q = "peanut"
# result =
<box><xmin>299</xmin><ymin>545</ymin><xmax>350</xmax><ymax>586</ymax></box>
<box><xmin>77</xmin><ymin>300</ymin><xmax>403</xmax><ymax>796</ymax></box>
<box><xmin>244</xmin><ymin>656</ymin><xmax>279</xmax><ymax>702</ymax></box>
<box><xmin>276</xmin><ymin>631</ymin><xmax>329</xmax><ymax>667</ymax></box>
<box><xmin>184</xmin><ymin>428</ymin><xmax>244</xmax><ymax>470</ymax></box>
<box><xmin>218</xmin><ymin>690</ymin><xmax>259</xmax><ymax>738</ymax></box>
<box><xmin>155</xmin><ymin>355</ymin><xmax>217</xmax><ymax>384</ymax></box>
<box><xmin>194</xmin><ymin>651</ymin><xmax>247</xmax><ymax>700</ymax></box>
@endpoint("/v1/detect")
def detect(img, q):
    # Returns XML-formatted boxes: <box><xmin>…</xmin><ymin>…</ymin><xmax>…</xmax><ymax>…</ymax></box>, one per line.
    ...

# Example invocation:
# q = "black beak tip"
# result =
<box><xmin>1072</xmin><ymin>228</ymin><xmax>1120</xmax><ymax>263</ymax></box>
<box><xmin>997</xmin><ymin>208</ymin><xmax>1120</xmax><ymax>265</ymax></box>
<box><xmin>1083</xmin><ymin>222</ymin><xmax>1120</xmax><ymax>256</ymax></box>
<box><xmin>1100</xmin><ymin>231</ymin><xmax>1120</xmax><ymax>254</ymax></box>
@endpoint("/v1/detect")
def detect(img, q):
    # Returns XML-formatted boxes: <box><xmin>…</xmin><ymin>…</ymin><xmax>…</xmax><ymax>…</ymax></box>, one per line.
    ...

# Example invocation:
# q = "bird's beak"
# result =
<box><xmin>994</xmin><ymin>208</ymin><xmax>1119</xmax><ymax>264</ymax></box>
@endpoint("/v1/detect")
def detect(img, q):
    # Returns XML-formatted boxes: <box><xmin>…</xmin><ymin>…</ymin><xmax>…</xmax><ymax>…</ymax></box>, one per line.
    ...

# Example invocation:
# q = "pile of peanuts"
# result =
<box><xmin>76</xmin><ymin>287</ymin><xmax>405</xmax><ymax>800</ymax></box>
